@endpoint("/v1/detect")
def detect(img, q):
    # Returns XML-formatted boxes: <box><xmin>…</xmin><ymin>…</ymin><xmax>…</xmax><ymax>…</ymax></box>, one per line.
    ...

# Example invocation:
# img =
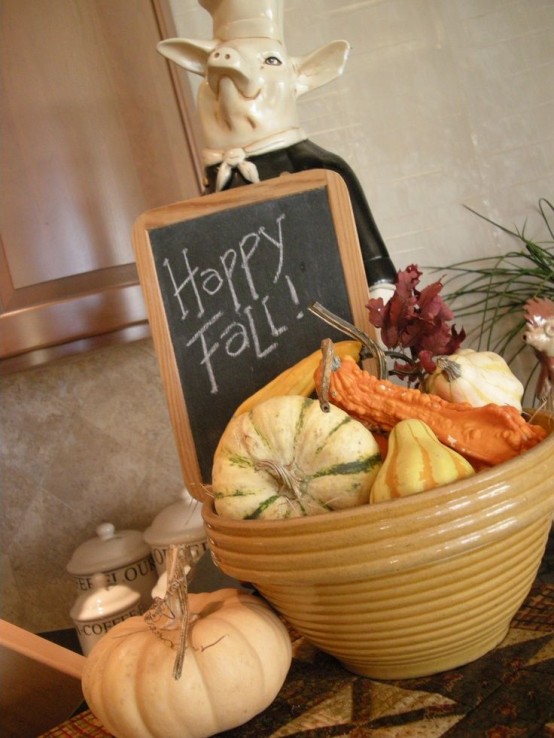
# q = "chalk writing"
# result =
<box><xmin>159</xmin><ymin>213</ymin><xmax>301</xmax><ymax>394</ymax></box>
<box><xmin>147</xmin><ymin>184</ymin><xmax>355</xmax><ymax>482</ymax></box>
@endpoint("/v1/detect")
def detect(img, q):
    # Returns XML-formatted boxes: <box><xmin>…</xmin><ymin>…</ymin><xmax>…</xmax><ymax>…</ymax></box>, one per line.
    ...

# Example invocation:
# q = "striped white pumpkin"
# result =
<box><xmin>212</xmin><ymin>395</ymin><xmax>381</xmax><ymax>519</ymax></box>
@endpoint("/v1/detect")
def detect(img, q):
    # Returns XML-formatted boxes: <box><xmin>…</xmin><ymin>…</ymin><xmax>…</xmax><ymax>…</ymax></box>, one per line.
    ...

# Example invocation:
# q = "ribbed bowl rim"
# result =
<box><xmin>203</xmin><ymin>411</ymin><xmax>554</xmax><ymax>581</ymax></box>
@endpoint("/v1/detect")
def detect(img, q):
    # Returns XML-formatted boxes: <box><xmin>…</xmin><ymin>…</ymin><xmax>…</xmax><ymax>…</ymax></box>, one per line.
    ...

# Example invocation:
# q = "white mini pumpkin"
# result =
<box><xmin>425</xmin><ymin>349</ymin><xmax>524</xmax><ymax>411</ymax></box>
<box><xmin>212</xmin><ymin>395</ymin><xmax>382</xmax><ymax>519</ymax></box>
<box><xmin>82</xmin><ymin>587</ymin><xmax>292</xmax><ymax>738</ymax></box>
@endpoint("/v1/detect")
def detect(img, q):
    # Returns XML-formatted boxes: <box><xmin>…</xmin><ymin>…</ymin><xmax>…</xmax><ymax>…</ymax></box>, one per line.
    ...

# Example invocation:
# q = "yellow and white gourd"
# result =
<box><xmin>212</xmin><ymin>395</ymin><xmax>382</xmax><ymax>519</ymax></box>
<box><xmin>370</xmin><ymin>418</ymin><xmax>475</xmax><ymax>502</ymax></box>
<box><xmin>233</xmin><ymin>340</ymin><xmax>362</xmax><ymax>416</ymax></box>
<box><xmin>425</xmin><ymin>349</ymin><xmax>524</xmax><ymax>411</ymax></box>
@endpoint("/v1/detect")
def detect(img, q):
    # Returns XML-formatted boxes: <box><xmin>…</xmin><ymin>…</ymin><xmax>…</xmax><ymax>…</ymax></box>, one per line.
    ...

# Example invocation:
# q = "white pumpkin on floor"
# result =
<box><xmin>82</xmin><ymin>547</ymin><xmax>292</xmax><ymax>738</ymax></box>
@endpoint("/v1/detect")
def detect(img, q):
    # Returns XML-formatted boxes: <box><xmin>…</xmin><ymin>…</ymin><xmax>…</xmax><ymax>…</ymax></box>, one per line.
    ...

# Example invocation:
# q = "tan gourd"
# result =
<box><xmin>370</xmin><ymin>419</ymin><xmax>475</xmax><ymax>503</ymax></box>
<box><xmin>213</xmin><ymin>395</ymin><xmax>381</xmax><ymax>519</ymax></box>
<box><xmin>425</xmin><ymin>349</ymin><xmax>524</xmax><ymax>411</ymax></box>
<box><xmin>234</xmin><ymin>340</ymin><xmax>362</xmax><ymax>416</ymax></box>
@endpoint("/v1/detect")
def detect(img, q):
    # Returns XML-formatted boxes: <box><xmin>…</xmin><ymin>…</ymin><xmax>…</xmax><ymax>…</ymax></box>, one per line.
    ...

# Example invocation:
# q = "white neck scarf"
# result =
<box><xmin>202</xmin><ymin>128</ymin><xmax>307</xmax><ymax>191</ymax></box>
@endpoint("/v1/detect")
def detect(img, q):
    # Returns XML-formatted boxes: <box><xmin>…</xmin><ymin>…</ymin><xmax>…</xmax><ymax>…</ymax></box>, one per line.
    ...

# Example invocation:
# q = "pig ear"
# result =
<box><xmin>294</xmin><ymin>40</ymin><xmax>350</xmax><ymax>96</ymax></box>
<box><xmin>157</xmin><ymin>38</ymin><xmax>216</xmax><ymax>77</ymax></box>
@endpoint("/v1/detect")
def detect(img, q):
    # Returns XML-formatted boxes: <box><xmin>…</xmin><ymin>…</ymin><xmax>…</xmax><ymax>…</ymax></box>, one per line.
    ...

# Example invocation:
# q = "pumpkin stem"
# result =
<box><xmin>144</xmin><ymin>543</ymin><xmax>192</xmax><ymax>680</ymax></box>
<box><xmin>317</xmin><ymin>338</ymin><xmax>335</xmax><ymax>412</ymax></box>
<box><xmin>254</xmin><ymin>459</ymin><xmax>304</xmax><ymax>503</ymax></box>
<box><xmin>436</xmin><ymin>356</ymin><xmax>462</xmax><ymax>382</ymax></box>
<box><xmin>167</xmin><ymin>545</ymin><xmax>189</xmax><ymax>680</ymax></box>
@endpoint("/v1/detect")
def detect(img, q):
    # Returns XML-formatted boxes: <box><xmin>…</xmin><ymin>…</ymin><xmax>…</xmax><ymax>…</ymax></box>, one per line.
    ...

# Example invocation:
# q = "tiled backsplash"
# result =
<box><xmin>2</xmin><ymin>0</ymin><xmax>553</xmax><ymax>634</ymax></box>
<box><xmin>0</xmin><ymin>340</ymin><xmax>184</xmax><ymax>632</ymax></box>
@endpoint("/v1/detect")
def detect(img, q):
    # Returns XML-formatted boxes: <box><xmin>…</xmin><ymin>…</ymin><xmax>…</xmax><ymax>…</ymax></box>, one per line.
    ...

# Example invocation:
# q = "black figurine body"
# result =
<box><xmin>204</xmin><ymin>139</ymin><xmax>397</xmax><ymax>286</ymax></box>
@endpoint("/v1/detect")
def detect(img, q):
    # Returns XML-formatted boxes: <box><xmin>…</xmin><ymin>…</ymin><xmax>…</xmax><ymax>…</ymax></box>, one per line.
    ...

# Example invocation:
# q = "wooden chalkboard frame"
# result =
<box><xmin>133</xmin><ymin>169</ymin><xmax>372</xmax><ymax>501</ymax></box>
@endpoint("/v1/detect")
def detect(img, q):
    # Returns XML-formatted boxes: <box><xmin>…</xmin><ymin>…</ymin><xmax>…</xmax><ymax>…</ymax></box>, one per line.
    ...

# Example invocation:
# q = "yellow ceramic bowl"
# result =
<box><xmin>203</xmin><ymin>411</ymin><xmax>554</xmax><ymax>679</ymax></box>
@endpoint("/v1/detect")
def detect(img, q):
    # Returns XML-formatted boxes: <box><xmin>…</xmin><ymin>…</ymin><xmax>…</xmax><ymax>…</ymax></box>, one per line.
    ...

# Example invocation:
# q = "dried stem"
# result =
<box><xmin>166</xmin><ymin>545</ymin><xmax>189</xmax><ymax>680</ymax></box>
<box><xmin>254</xmin><ymin>458</ymin><xmax>303</xmax><ymax>500</ymax></box>
<box><xmin>144</xmin><ymin>543</ymin><xmax>192</xmax><ymax>681</ymax></box>
<box><xmin>435</xmin><ymin>356</ymin><xmax>463</xmax><ymax>382</ymax></box>
<box><xmin>308</xmin><ymin>302</ymin><xmax>387</xmax><ymax>380</ymax></box>
<box><xmin>317</xmin><ymin>338</ymin><xmax>335</xmax><ymax>412</ymax></box>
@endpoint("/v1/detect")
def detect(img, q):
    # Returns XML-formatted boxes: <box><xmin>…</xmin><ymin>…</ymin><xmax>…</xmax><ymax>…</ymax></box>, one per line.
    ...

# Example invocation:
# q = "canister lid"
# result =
<box><xmin>69</xmin><ymin>573</ymin><xmax>141</xmax><ymax>622</ymax></box>
<box><xmin>66</xmin><ymin>522</ymin><xmax>151</xmax><ymax>575</ymax></box>
<box><xmin>144</xmin><ymin>489</ymin><xmax>206</xmax><ymax>547</ymax></box>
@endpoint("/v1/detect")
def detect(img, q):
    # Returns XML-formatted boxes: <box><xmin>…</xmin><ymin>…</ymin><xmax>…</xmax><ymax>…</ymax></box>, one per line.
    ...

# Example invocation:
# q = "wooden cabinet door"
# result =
<box><xmin>0</xmin><ymin>0</ymin><xmax>202</xmax><ymax>373</ymax></box>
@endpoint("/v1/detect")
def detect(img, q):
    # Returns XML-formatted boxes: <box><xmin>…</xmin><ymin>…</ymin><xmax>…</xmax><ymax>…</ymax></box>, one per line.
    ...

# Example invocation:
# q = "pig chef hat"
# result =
<box><xmin>200</xmin><ymin>0</ymin><xmax>284</xmax><ymax>42</ymax></box>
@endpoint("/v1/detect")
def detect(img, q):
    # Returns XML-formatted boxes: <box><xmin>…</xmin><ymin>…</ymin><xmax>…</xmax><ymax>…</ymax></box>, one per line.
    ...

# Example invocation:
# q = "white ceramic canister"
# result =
<box><xmin>144</xmin><ymin>489</ymin><xmax>208</xmax><ymax>577</ymax></box>
<box><xmin>66</xmin><ymin>522</ymin><xmax>157</xmax><ymax>611</ymax></box>
<box><xmin>151</xmin><ymin>570</ymin><xmax>169</xmax><ymax>600</ymax></box>
<box><xmin>151</xmin><ymin>563</ymin><xmax>194</xmax><ymax>600</ymax></box>
<box><xmin>70</xmin><ymin>573</ymin><xmax>142</xmax><ymax>655</ymax></box>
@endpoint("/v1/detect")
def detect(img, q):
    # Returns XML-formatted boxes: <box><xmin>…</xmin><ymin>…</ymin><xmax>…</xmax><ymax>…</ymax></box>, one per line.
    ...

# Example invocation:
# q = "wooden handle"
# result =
<box><xmin>0</xmin><ymin>619</ymin><xmax>85</xmax><ymax>680</ymax></box>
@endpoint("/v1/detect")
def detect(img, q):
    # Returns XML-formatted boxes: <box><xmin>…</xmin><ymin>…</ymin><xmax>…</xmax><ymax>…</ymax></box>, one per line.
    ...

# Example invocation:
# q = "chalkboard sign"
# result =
<box><xmin>133</xmin><ymin>170</ymin><xmax>372</xmax><ymax>500</ymax></box>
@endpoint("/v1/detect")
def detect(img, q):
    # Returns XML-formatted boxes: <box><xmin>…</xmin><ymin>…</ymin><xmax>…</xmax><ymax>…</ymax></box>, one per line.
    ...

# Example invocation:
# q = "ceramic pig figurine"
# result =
<box><xmin>157</xmin><ymin>0</ymin><xmax>396</xmax><ymax>288</ymax></box>
<box><xmin>523</xmin><ymin>297</ymin><xmax>554</xmax><ymax>410</ymax></box>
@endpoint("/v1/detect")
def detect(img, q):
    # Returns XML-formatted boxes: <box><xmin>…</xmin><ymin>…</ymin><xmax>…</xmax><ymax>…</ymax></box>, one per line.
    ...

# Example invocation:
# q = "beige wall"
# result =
<box><xmin>2</xmin><ymin>0</ymin><xmax>553</xmax><ymax>633</ymax></box>
<box><xmin>1</xmin><ymin>340</ymin><xmax>183</xmax><ymax>632</ymax></box>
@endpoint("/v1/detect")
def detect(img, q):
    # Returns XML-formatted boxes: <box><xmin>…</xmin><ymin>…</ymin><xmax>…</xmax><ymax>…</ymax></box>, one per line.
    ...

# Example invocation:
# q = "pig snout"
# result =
<box><xmin>207</xmin><ymin>47</ymin><xmax>261</xmax><ymax>99</ymax></box>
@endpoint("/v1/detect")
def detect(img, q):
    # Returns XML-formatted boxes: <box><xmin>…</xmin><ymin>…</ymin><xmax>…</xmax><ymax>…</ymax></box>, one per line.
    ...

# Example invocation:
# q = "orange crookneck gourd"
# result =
<box><xmin>314</xmin><ymin>340</ymin><xmax>546</xmax><ymax>468</ymax></box>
